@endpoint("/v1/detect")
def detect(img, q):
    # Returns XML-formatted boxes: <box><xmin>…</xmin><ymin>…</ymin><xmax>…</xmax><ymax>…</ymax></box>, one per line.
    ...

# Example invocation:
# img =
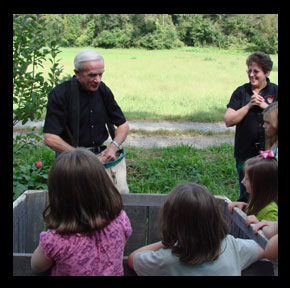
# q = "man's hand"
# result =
<box><xmin>98</xmin><ymin>142</ymin><xmax>118</xmax><ymax>163</ymax></box>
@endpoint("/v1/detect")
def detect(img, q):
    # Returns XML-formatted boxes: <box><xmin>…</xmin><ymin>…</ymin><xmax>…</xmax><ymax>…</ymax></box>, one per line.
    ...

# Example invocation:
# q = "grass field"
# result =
<box><xmin>42</xmin><ymin>47</ymin><xmax>278</xmax><ymax>122</ymax></box>
<box><xmin>14</xmin><ymin>47</ymin><xmax>278</xmax><ymax>201</ymax></box>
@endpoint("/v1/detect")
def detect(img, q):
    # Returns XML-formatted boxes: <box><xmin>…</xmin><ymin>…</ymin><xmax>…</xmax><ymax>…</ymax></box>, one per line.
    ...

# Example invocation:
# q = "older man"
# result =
<box><xmin>43</xmin><ymin>49</ymin><xmax>129</xmax><ymax>163</ymax></box>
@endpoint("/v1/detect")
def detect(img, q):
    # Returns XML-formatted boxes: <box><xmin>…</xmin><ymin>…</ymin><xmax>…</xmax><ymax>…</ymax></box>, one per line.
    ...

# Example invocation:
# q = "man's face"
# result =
<box><xmin>74</xmin><ymin>60</ymin><xmax>105</xmax><ymax>92</ymax></box>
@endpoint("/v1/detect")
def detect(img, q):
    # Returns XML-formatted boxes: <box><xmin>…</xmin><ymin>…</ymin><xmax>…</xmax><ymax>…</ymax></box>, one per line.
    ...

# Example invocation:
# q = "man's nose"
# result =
<box><xmin>93</xmin><ymin>74</ymin><xmax>102</xmax><ymax>83</ymax></box>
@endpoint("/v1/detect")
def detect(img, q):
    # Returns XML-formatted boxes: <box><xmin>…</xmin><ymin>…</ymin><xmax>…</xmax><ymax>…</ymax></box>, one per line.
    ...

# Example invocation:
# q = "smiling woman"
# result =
<box><xmin>224</xmin><ymin>51</ymin><xmax>278</xmax><ymax>203</ymax></box>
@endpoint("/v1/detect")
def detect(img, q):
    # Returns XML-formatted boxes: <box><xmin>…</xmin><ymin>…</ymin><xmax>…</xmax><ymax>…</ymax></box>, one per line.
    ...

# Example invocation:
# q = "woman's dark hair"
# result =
<box><xmin>246</xmin><ymin>52</ymin><xmax>273</xmax><ymax>73</ymax></box>
<box><xmin>160</xmin><ymin>183</ymin><xmax>229</xmax><ymax>265</ymax></box>
<box><xmin>43</xmin><ymin>148</ymin><xmax>123</xmax><ymax>234</ymax></box>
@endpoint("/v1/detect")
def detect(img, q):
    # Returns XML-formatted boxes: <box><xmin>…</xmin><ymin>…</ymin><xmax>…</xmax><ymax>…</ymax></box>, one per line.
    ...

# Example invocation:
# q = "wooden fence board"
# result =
<box><xmin>13</xmin><ymin>190</ymin><xmax>276</xmax><ymax>276</ymax></box>
<box><xmin>123</xmin><ymin>205</ymin><xmax>147</xmax><ymax>256</ymax></box>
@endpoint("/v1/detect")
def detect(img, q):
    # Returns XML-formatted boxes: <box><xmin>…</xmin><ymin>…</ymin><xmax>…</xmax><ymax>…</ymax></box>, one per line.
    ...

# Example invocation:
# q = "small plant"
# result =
<box><xmin>13</xmin><ymin>134</ymin><xmax>54</xmax><ymax>200</ymax></box>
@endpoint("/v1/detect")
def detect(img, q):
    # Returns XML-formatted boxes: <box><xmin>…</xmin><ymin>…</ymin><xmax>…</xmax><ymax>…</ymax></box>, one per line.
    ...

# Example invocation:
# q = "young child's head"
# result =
<box><xmin>43</xmin><ymin>148</ymin><xmax>123</xmax><ymax>234</ymax></box>
<box><xmin>243</xmin><ymin>154</ymin><xmax>278</xmax><ymax>215</ymax></box>
<box><xmin>263</xmin><ymin>102</ymin><xmax>278</xmax><ymax>149</ymax></box>
<box><xmin>160</xmin><ymin>182</ymin><xmax>228</xmax><ymax>265</ymax></box>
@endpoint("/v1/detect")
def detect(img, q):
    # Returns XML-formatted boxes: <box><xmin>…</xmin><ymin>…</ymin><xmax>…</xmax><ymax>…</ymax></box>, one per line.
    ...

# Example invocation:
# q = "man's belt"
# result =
<box><xmin>86</xmin><ymin>145</ymin><xmax>106</xmax><ymax>154</ymax></box>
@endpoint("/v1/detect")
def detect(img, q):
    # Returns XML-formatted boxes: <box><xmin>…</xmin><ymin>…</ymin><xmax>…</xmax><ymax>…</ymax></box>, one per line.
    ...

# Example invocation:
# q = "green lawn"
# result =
<box><xmin>39</xmin><ymin>47</ymin><xmax>278</xmax><ymax>122</ymax></box>
<box><xmin>14</xmin><ymin>47</ymin><xmax>278</xmax><ymax>201</ymax></box>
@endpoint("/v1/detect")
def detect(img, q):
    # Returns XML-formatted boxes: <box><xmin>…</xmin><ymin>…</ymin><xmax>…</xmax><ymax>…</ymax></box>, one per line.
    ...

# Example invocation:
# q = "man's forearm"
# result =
<box><xmin>113</xmin><ymin>121</ymin><xmax>130</xmax><ymax>146</ymax></box>
<box><xmin>43</xmin><ymin>133</ymin><xmax>74</xmax><ymax>154</ymax></box>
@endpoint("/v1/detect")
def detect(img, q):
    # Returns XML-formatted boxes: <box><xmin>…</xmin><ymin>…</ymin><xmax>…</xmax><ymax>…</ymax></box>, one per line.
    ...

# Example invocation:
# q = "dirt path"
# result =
<box><xmin>13</xmin><ymin>120</ymin><xmax>235</xmax><ymax>149</ymax></box>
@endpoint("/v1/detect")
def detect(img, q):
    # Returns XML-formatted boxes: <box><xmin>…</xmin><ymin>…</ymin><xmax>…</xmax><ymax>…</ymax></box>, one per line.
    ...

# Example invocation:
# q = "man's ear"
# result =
<box><xmin>74</xmin><ymin>69</ymin><xmax>80</xmax><ymax>80</ymax></box>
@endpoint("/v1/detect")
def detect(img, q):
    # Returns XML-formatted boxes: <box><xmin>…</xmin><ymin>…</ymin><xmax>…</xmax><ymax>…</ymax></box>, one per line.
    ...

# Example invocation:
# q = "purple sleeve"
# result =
<box><xmin>39</xmin><ymin>230</ymin><xmax>64</xmax><ymax>261</ymax></box>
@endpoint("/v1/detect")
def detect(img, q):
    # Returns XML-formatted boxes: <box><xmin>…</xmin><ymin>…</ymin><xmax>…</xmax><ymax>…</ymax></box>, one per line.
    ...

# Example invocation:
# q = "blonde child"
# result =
<box><xmin>128</xmin><ymin>182</ymin><xmax>264</xmax><ymax>276</ymax></box>
<box><xmin>228</xmin><ymin>151</ymin><xmax>278</xmax><ymax>223</ymax></box>
<box><xmin>31</xmin><ymin>148</ymin><xmax>132</xmax><ymax>276</ymax></box>
<box><xmin>263</xmin><ymin>102</ymin><xmax>278</xmax><ymax>159</ymax></box>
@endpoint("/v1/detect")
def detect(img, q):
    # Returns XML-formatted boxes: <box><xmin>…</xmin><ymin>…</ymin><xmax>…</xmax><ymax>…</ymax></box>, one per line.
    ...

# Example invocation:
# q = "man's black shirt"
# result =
<box><xmin>43</xmin><ymin>77</ymin><xmax>126</xmax><ymax>148</ymax></box>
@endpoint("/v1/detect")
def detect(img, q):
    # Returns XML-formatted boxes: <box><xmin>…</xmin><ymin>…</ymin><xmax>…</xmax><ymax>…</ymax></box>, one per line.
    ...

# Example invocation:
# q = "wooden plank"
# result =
<box><xmin>24</xmin><ymin>191</ymin><xmax>48</xmax><ymax>253</ymax></box>
<box><xmin>123</xmin><ymin>205</ymin><xmax>147</xmax><ymax>256</ymax></box>
<box><xmin>242</xmin><ymin>259</ymin><xmax>274</xmax><ymax>276</ymax></box>
<box><xmin>122</xmin><ymin>194</ymin><xmax>166</xmax><ymax>255</ymax></box>
<box><xmin>13</xmin><ymin>191</ymin><xmax>276</xmax><ymax>276</ymax></box>
<box><xmin>13</xmin><ymin>253</ymin><xmax>50</xmax><ymax>276</ymax></box>
<box><xmin>123</xmin><ymin>257</ymin><xmax>137</xmax><ymax>276</ymax></box>
<box><xmin>122</xmin><ymin>193</ymin><xmax>166</xmax><ymax>207</ymax></box>
<box><xmin>13</xmin><ymin>253</ymin><xmax>275</xmax><ymax>276</ymax></box>
<box><xmin>148</xmin><ymin>206</ymin><xmax>162</xmax><ymax>244</ymax></box>
<box><xmin>221</xmin><ymin>197</ymin><xmax>269</xmax><ymax>249</ymax></box>
<box><xmin>13</xmin><ymin>194</ymin><xmax>27</xmax><ymax>253</ymax></box>
<box><xmin>13</xmin><ymin>253</ymin><xmax>136</xmax><ymax>276</ymax></box>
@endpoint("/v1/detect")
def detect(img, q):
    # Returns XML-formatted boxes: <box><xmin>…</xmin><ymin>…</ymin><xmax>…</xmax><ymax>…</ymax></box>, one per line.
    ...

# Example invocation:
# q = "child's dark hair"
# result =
<box><xmin>245</xmin><ymin>156</ymin><xmax>278</xmax><ymax>216</ymax></box>
<box><xmin>160</xmin><ymin>183</ymin><xmax>228</xmax><ymax>265</ymax></box>
<box><xmin>43</xmin><ymin>148</ymin><xmax>123</xmax><ymax>234</ymax></box>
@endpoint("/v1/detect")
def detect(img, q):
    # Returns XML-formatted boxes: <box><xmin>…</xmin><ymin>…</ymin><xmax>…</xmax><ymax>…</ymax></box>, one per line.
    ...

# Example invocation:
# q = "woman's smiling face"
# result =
<box><xmin>247</xmin><ymin>62</ymin><xmax>270</xmax><ymax>89</ymax></box>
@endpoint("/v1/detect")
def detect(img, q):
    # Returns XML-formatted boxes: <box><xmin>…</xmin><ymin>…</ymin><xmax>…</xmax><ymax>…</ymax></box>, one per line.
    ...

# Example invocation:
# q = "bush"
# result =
<box><xmin>137</xmin><ymin>21</ymin><xmax>183</xmax><ymax>50</ymax></box>
<box><xmin>13</xmin><ymin>134</ymin><xmax>55</xmax><ymax>200</ymax></box>
<box><xmin>93</xmin><ymin>26</ymin><xmax>133</xmax><ymax>48</ymax></box>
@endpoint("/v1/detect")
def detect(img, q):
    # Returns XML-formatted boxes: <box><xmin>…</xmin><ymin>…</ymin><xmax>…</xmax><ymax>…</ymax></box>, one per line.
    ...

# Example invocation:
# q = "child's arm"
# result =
<box><xmin>256</xmin><ymin>242</ymin><xmax>265</xmax><ymax>260</ymax></box>
<box><xmin>264</xmin><ymin>234</ymin><xmax>278</xmax><ymax>260</ymax></box>
<box><xmin>252</xmin><ymin>220</ymin><xmax>278</xmax><ymax>239</ymax></box>
<box><xmin>31</xmin><ymin>245</ymin><xmax>54</xmax><ymax>273</ymax></box>
<box><xmin>127</xmin><ymin>241</ymin><xmax>164</xmax><ymax>270</ymax></box>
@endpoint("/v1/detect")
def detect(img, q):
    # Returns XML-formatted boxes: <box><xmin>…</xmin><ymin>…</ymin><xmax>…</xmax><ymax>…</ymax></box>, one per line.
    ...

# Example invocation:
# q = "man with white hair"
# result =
<box><xmin>43</xmin><ymin>49</ymin><xmax>129</xmax><ymax>163</ymax></box>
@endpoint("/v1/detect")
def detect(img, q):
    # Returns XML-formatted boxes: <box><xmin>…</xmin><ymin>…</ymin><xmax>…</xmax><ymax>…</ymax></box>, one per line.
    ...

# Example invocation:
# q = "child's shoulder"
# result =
<box><xmin>109</xmin><ymin>210</ymin><xmax>132</xmax><ymax>239</ymax></box>
<box><xmin>256</xmin><ymin>202</ymin><xmax>278</xmax><ymax>222</ymax></box>
<box><xmin>40</xmin><ymin>229</ymin><xmax>76</xmax><ymax>244</ymax></box>
<box><xmin>112</xmin><ymin>209</ymin><xmax>130</xmax><ymax>224</ymax></box>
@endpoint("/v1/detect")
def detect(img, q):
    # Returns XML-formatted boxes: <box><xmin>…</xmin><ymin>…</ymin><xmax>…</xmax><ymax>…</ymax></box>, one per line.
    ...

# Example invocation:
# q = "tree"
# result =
<box><xmin>61</xmin><ymin>14</ymin><xmax>82</xmax><ymax>47</ymax></box>
<box><xmin>13</xmin><ymin>14</ymin><xmax>63</xmax><ymax>126</ymax></box>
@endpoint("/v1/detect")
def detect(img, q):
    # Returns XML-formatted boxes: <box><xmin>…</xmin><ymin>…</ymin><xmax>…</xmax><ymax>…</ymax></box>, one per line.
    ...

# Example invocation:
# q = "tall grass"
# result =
<box><xmin>40</xmin><ymin>47</ymin><xmax>278</xmax><ymax>122</ymax></box>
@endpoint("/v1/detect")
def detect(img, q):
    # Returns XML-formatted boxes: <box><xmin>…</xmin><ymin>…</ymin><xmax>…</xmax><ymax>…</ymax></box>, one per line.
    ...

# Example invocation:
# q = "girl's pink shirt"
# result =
<box><xmin>40</xmin><ymin>210</ymin><xmax>132</xmax><ymax>276</ymax></box>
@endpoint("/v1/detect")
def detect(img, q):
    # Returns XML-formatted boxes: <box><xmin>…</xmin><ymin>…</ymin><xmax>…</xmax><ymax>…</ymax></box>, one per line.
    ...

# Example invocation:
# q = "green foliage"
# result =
<box><xmin>13</xmin><ymin>14</ymin><xmax>64</xmax><ymax>126</ymax></box>
<box><xmin>13</xmin><ymin>142</ymin><xmax>239</xmax><ymax>201</ymax></box>
<box><xmin>61</xmin><ymin>14</ymin><xmax>82</xmax><ymax>47</ymax></box>
<box><xmin>137</xmin><ymin>19</ymin><xmax>183</xmax><ymax>49</ymax></box>
<box><xmin>38</xmin><ymin>14</ymin><xmax>278</xmax><ymax>53</ymax></box>
<box><xmin>126</xmin><ymin>144</ymin><xmax>239</xmax><ymax>200</ymax></box>
<box><xmin>250</xmin><ymin>14</ymin><xmax>278</xmax><ymax>54</ymax></box>
<box><xmin>13</xmin><ymin>134</ymin><xmax>55</xmax><ymax>200</ymax></box>
<box><xmin>93</xmin><ymin>26</ymin><xmax>133</xmax><ymax>48</ymax></box>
